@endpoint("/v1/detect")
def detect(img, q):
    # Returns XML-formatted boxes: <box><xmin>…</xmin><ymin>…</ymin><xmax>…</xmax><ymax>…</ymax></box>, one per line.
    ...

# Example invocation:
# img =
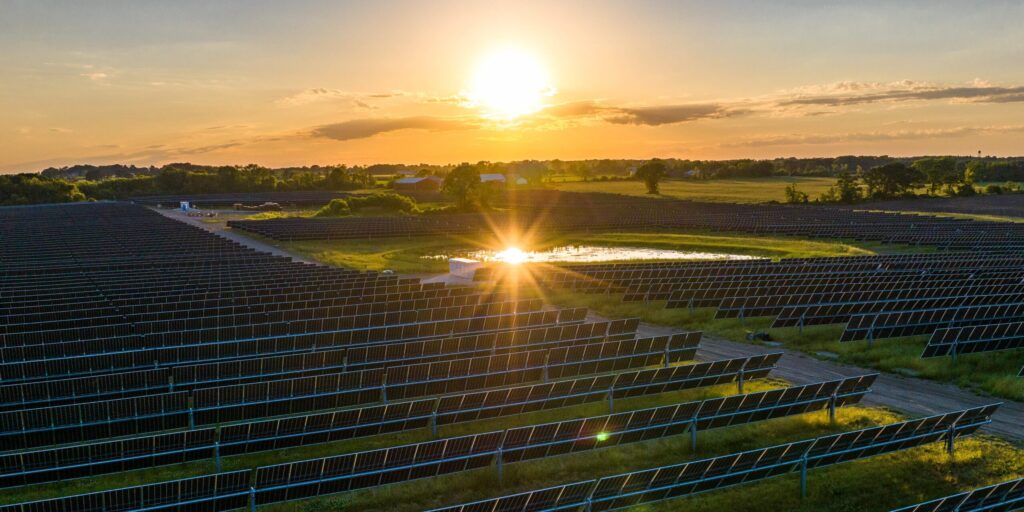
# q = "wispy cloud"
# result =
<box><xmin>606</xmin><ymin>104</ymin><xmax>739</xmax><ymax>125</ymax></box>
<box><xmin>724</xmin><ymin>125</ymin><xmax>1024</xmax><ymax>148</ymax></box>
<box><xmin>311</xmin><ymin>116</ymin><xmax>476</xmax><ymax>141</ymax></box>
<box><xmin>80</xmin><ymin>71</ymin><xmax>108</xmax><ymax>81</ymax></box>
<box><xmin>536</xmin><ymin>100</ymin><xmax>739</xmax><ymax>126</ymax></box>
<box><xmin>277</xmin><ymin>88</ymin><xmax>411</xmax><ymax>108</ymax></box>
<box><xmin>775</xmin><ymin>81</ymin><xmax>1024</xmax><ymax>108</ymax></box>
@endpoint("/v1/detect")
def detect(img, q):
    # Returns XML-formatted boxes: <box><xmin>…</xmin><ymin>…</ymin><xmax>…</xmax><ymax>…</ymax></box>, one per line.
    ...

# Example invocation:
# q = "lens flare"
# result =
<box><xmin>495</xmin><ymin>246</ymin><xmax>528</xmax><ymax>264</ymax></box>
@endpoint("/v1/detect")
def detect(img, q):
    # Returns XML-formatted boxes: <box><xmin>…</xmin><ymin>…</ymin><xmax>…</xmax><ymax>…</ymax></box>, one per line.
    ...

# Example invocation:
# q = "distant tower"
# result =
<box><xmin>978</xmin><ymin>150</ymin><xmax>982</xmax><ymax>159</ymax></box>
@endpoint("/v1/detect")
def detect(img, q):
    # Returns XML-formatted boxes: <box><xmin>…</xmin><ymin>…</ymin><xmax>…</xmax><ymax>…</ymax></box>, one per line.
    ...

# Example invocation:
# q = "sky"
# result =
<box><xmin>1</xmin><ymin>0</ymin><xmax>1023</xmax><ymax>172</ymax></box>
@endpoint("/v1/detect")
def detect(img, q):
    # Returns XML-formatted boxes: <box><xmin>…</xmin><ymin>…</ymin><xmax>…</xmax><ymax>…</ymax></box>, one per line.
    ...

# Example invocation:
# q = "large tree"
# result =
<box><xmin>442</xmin><ymin>163</ymin><xmax>486</xmax><ymax>209</ymax></box>
<box><xmin>861</xmin><ymin>163</ymin><xmax>923</xmax><ymax>199</ymax></box>
<box><xmin>635</xmin><ymin>159</ymin><xmax>667</xmax><ymax>194</ymax></box>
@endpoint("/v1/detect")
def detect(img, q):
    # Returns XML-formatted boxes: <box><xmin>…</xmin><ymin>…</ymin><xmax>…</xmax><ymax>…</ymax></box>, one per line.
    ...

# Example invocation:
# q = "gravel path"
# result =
<box><xmin>596</xmin><ymin>312</ymin><xmax>1024</xmax><ymax>442</ymax></box>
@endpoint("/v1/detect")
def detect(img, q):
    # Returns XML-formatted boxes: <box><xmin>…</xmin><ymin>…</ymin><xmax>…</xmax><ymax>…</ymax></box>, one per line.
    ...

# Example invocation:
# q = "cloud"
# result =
<box><xmin>277</xmin><ymin>88</ymin><xmax>411</xmax><ymax>107</ymax></box>
<box><xmin>80</xmin><ymin>72</ymin><xmax>108</xmax><ymax>81</ymax></box>
<box><xmin>536</xmin><ymin>100</ymin><xmax>740</xmax><ymax>127</ymax></box>
<box><xmin>606</xmin><ymin>104</ymin><xmax>737</xmax><ymax>125</ymax></box>
<box><xmin>311</xmin><ymin>116</ymin><xmax>475</xmax><ymax>141</ymax></box>
<box><xmin>777</xmin><ymin>82</ymin><xmax>1024</xmax><ymax>108</ymax></box>
<box><xmin>278</xmin><ymin>88</ymin><xmax>349</xmax><ymax>106</ymax></box>
<box><xmin>725</xmin><ymin>125</ymin><xmax>1024</xmax><ymax>148</ymax></box>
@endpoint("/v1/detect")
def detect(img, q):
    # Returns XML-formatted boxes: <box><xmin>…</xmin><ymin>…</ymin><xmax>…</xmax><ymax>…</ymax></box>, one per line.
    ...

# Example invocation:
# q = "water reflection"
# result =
<box><xmin>426</xmin><ymin>245</ymin><xmax>756</xmax><ymax>264</ymax></box>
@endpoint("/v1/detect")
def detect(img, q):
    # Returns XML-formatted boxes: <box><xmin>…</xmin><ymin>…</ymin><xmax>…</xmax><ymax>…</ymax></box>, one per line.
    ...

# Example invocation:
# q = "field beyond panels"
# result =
<box><xmin>548</xmin><ymin>176</ymin><xmax>838</xmax><ymax>203</ymax></box>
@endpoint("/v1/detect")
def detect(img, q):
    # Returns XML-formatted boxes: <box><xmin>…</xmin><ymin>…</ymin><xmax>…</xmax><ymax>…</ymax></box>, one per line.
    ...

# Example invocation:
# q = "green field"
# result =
<box><xmin>548</xmin><ymin>177</ymin><xmax>838</xmax><ymax>203</ymax></box>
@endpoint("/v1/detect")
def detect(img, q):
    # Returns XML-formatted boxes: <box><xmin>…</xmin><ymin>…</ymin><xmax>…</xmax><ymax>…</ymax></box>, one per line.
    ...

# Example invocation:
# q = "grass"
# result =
<box><xmin>548</xmin><ymin>177</ymin><xmax>838</xmax><ymax>204</ymax></box>
<box><xmin>271</xmin><ymin>231</ymin><xmax>891</xmax><ymax>274</ymax></box>
<box><xmin>544</xmin><ymin>291</ymin><xmax>1024</xmax><ymax>402</ymax></box>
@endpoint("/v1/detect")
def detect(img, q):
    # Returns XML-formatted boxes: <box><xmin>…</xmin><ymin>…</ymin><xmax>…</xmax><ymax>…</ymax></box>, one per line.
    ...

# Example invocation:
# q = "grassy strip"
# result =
<box><xmin>544</xmin><ymin>291</ymin><xmax>1024</xmax><ymax>402</ymax></box>
<box><xmin>0</xmin><ymin>378</ymin><xmax>784</xmax><ymax>504</ymax></box>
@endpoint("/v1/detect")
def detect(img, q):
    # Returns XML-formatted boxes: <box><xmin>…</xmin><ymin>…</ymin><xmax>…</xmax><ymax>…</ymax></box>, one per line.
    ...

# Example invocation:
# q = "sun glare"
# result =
<box><xmin>467</xmin><ymin>48</ymin><xmax>554</xmax><ymax>120</ymax></box>
<box><xmin>495</xmin><ymin>246</ymin><xmax>528</xmax><ymax>264</ymax></box>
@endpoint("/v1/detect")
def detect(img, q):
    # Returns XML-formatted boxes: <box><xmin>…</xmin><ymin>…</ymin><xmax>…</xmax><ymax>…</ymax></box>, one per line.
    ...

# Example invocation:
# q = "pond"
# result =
<box><xmin>425</xmin><ymin>245</ymin><xmax>757</xmax><ymax>264</ymax></box>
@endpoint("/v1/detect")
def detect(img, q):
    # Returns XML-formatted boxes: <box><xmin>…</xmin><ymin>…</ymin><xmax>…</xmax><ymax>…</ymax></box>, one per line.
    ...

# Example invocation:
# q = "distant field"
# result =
<box><xmin>549</xmin><ymin>177</ymin><xmax>838</xmax><ymax>203</ymax></box>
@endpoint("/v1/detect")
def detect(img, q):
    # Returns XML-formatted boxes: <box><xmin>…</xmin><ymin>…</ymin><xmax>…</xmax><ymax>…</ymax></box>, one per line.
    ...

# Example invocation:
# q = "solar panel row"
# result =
<box><xmin>0</xmin><ymin>353</ymin><xmax>779</xmax><ymax>488</ymax></box>
<box><xmin>0</xmin><ymin>335</ymin><xmax>698</xmax><ymax>451</ymax></box>
<box><xmin>430</xmin><ymin>405</ymin><xmax>999</xmax><ymax>512</ymax></box>
<box><xmin>2</xmin><ymin>401</ymin><xmax>985</xmax><ymax>512</ymax></box>
<box><xmin>247</xmin><ymin>375</ymin><xmax>874</xmax><ymax>505</ymax></box>
<box><xmin>0</xmin><ymin>318</ymin><xmax>640</xmax><ymax>410</ymax></box>
<box><xmin>889</xmin><ymin>476</ymin><xmax>1024</xmax><ymax>512</ymax></box>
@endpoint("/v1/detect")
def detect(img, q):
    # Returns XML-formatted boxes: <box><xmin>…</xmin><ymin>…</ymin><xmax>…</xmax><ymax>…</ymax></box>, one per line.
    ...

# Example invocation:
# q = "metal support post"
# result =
<box><xmin>607</xmin><ymin>382</ymin><xmax>615</xmax><ymax>414</ymax></box>
<box><xmin>430</xmin><ymin>399</ymin><xmax>440</xmax><ymax>438</ymax></box>
<box><xmin>664</xmin><ymin>343</ymin><xmax>671</xmax><ymax>368</ymax></box>
<box><xmin>737</xmin><ymin>368</ymin><xmax>745</xmax><ymax>394</ymax></box>
<box><xmin>542</xmin><ymin>353</ymin><xmax>550</xmax><ymax>383</ymax></box>
<box><xmin>495</xmin><ymin>445</ymin><xmax>504</xmax><ymax>485</ymax></box>
<box><xmin>187</xmin><ymin>396</ymin><xmax>195</xmax><ymax>430</ymax></box>
<box><xmin>249</xmin><ymin>487</ymin><xmax>257</xmax><ymax>512</ymax></box>
<box><xmin>828</xmin><ymin>394</ymin><xmax>837</xmax><ymax>425</ymax></box>
<box><xmin>800</xmin><ymin>457</ymin><xmax>808</xmax><ymax>498</ymax></box>
<box><xmin>947</xmin><ymin>424</ymin><xmax>956</xmax><ymax>457</ymax></box>
<box><xmin>690</xmin><ymin>418</ymin><xmax>698</xmax><ymax>451</ymax></box>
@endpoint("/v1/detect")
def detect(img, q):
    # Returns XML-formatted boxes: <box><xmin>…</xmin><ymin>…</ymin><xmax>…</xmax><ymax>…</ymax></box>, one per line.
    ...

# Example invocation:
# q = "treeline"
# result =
<box><xmin>783</xmin><ymin>157</ymin><xmax>1018</xmax><ymax>204</ymax></box>
<box><xmin>5</xmin><ymin>157</ymin><xmax>1024</xmax><ymax>207</ymax></box>
<box><xmin>412</xmin><ymin>156</ymin><xmax>1024</xmax><ymax>182</ymax></box>
<box><xmin>1</xmin><ymin>164</ymin><xmax>374</xmax><ymax>206</ymax></box>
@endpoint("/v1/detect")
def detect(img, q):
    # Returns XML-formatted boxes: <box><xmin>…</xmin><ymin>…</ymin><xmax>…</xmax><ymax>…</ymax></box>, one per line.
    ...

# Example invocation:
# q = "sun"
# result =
<box><xmin>467</xmin><ymin>48</ymin><xmax>554</xmax><ymax>120</ymax></box>
<box><xmin>494</xmin><ymin>246</ymin><xmax>528</xmax><ymax>264</ymax></box>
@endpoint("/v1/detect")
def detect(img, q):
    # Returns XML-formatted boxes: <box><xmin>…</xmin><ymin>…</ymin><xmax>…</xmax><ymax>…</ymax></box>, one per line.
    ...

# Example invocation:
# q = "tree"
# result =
<box><xmin>784</xmin><ymin>184</ymin><xmax>809</xmax><ymax>204</ymax></box>
<box><xmin>819</xmin><ymin>170</ymin><xmax>862</xmax><ymax>203</ymax></box>
<box><xmin>861</xmin><ymin>163</ymin><xmax>923</xmax><ymax>199</ymax></box>
<box><xmin>442</xmin><ymin>163</ymin><xmax>486</xmax><ymax>209</ymax></box>
<box><xmin>634</xmin><ymin>159</ymin><xmax>667</xmax><ymax>194</ymax></box>
<box><xmin>912</xmin><ymin>157</ymin><xmax>958</xmax><ymax>195</ymax></box>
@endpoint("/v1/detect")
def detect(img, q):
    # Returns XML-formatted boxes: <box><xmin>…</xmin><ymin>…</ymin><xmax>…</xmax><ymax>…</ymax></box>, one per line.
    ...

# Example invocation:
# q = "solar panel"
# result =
<box><xmin>429</xmin><ymin>405</ymin><xmax>998</xmax><ymax>512</ymax></box>
<box><xmin>0</xmin><ymin>353</ymin><xmax>778</xmax><ymax>488</ymax></box>
<box><xmin>249</xmin><ymin>375</ymin><xmax>874</xmax><ymax>506</ymax></box>
<box><xmin>923</xmin><ymin>321</ymin><xmax>1024</xmax><ymax>358</ymax></box>
<box><xmin>890</xmin><ymin>476</ymin><xmax>1024</xmax><ymax>512</ymax></box>
<box><xmin>0</xmin><ymin>470</ymin><xmax>252</xmax><ymax>512</ymax></box>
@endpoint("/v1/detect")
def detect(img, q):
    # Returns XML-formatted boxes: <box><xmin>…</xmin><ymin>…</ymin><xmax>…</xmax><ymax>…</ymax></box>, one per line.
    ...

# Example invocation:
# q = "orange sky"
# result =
<box><xmin>2</xmin><ymin>0</ymin><xmax>1023</xmax><ymax>172</ymax></box>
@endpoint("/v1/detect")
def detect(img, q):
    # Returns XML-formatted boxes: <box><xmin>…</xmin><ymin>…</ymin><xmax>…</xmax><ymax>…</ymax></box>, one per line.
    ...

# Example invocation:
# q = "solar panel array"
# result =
<box><xmin>0</xmin><ymin>374</ymin><xmax>878</xmax><ymax>511</ymax></box>
<box><xmin>1</xmin><ymin>202</ymin><xmax>754</xmax><ymax>504</ymax></box>
<box><xmin>0</xmin><ymin>352</ymin><xmax>777</xmax><ymax>488</ymax></box>
<box><xmin>890</xmin><ymin>476</ymin><xmax>1024</xmax><ymax>512</ymax></box>
<box><xmin>430</xmin><ymin>405</ymin><xmax>999</xmax><ymax>512</ymax></box>
<box><xmin>229</xmin><ymin>191</ymin><xmax>1024</xmax><ymax>253</ymax></box>
<box><xmin>509</xmin><ymin>254</ymin><xmax>1024</xmax><ymax>363</ymax></box>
